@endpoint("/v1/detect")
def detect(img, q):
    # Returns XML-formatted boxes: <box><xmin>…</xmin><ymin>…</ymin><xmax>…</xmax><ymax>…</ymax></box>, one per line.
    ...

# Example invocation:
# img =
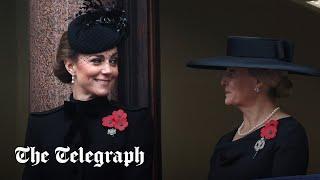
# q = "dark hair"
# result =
<box><xmin>248</xmin><ymin>69</ymin><xmax>293</xmax><ymax>98</ymax></box>
<box><xmin>53</xmin><ymin>32</ymin><xmax>79</xmax><ymax>83</ymax></box>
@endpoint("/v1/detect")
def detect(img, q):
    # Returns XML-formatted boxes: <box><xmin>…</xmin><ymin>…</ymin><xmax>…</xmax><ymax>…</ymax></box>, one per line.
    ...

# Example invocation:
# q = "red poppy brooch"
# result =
<box><xmin>253</xmin><ymin>120</ymin><xmax>279</xmax><ymax>159</ymax></box>
<box><xmin>101</xmin><ymin>109</ymin><xmax>128</xmax><ymax>136</ymax></box>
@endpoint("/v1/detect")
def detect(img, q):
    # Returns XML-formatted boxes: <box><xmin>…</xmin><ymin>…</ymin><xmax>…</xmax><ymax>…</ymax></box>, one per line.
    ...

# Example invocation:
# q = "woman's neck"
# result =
<box><xmin>72</xmin><ymin>87</ymin><xmax>96</xmax><ymax>101</ymax></box>
<box><xmin>238</xmin><ymin>98</ymin><xmax>278</xmax><ymax>130</ymax></box>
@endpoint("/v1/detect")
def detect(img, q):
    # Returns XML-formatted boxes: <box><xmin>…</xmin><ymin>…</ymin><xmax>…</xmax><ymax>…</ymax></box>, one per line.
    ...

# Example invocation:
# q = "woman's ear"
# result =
<box><xmin>253</xmin><ymin>78</ymin><xmax>264</xmax><ymax>93</ymax></box>
<box><xmin>64</xmin><ymin>58</ymin><xmax>76</xmax><ymax>75</ymax></box>
<box><xmin>256</xmin><ymin>79</ymin><xmax>263</xmax><ymax>88</ymax></box>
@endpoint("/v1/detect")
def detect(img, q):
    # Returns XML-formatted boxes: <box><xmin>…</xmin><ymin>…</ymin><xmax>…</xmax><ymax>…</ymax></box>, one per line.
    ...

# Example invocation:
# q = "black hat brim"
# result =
<box><xmin>187</xmin><ymin>56</ymin><xmax>320</xmax><ymax>77</ymax></box>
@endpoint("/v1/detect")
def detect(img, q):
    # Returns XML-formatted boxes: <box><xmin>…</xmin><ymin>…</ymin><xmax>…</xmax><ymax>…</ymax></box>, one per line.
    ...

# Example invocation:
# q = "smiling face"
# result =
<box><xmin>220</xmin><ymin>68</ymin><xmax>259</xmax><ymax>107</ymax></box>
<box><xmin>65</xmin><ymin>47</ymin><xmax>119</xmax><ymax>100</ymax></box>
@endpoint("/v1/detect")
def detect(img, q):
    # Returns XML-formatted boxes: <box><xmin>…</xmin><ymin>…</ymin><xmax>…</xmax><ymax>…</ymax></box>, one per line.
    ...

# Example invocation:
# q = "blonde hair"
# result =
<box><xmin>248</xmin><ymin>69</ymin><xmax>293</xmax><ymax>98</ymax></box>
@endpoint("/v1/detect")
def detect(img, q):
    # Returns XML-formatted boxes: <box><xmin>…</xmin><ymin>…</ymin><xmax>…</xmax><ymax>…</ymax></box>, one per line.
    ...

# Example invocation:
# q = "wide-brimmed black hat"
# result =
<box><xmin>67</xmin><ymin>0</ymin><xmax>128</xmax><ymax>54</ymax></box>
<box><xmin>187</xmin><ymin>36</ymin><xmax>320</xmax><ymax>76</ymax></box>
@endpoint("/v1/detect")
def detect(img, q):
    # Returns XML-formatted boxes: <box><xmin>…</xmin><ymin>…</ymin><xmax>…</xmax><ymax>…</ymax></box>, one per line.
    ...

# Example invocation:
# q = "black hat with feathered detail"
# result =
<box><xmin>68</xmin><ymin>0</ymin><xmax>128</xmax><ymax>54</ymax></box>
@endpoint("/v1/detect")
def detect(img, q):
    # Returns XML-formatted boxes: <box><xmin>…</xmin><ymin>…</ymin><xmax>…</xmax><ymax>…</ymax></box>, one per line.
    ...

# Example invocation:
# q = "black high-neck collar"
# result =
<box><xmin>69</xmin><ymin>94</ymin><xmax>110</xmax><ymax>105</ymax></box>
<box><xmin>64</xmin><ymin>94</ymin><xmax>111</xmax><ymax>117</ymax></box>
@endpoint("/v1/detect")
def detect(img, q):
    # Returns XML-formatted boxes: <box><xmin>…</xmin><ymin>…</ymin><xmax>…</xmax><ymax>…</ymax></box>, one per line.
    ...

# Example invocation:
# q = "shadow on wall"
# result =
<box><xmin>0</xmin><ymin>0</ymin><xmax>29</xmax><ymax>179</ymax></box>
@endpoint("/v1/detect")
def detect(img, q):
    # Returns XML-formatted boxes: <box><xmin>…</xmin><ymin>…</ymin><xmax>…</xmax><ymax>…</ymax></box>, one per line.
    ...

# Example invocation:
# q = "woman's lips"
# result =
<box><xmin>95</xmin><ymin>79</ymin><xmax>111</xmax><ymax>84</ymax></box>
<box><xmin>224</xmin><ymin>91</ymin><xmax>231</xmax><ymax>96</ymax></box>
<box><xmin>96</xmin><ymin>79</ymin><xmax>110</xmax><ymax>81</ymax></box>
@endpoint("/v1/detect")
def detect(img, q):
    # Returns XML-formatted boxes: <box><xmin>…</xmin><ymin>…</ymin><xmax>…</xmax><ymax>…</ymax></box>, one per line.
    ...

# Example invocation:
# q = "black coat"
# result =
<box><xmin>208</xmin><ymin>117</ymin><xmax>308</xmax><ymax>180</ymax></box>
<box><xmin>22</xmin><ymin>96</ymin><xmax>153</xmax><ymax>180</ymax></box>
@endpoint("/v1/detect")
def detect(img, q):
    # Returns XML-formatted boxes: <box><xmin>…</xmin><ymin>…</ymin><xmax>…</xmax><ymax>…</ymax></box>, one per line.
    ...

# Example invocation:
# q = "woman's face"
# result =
<box><xmin>67</xmin><ymin>47</ymin><xmax>119</xmax><ymax>99</ymax></box>
<box><xmin>220</xmin><ymin>68</ymin><xmax>259</xmax><ymax>107</ymax></box>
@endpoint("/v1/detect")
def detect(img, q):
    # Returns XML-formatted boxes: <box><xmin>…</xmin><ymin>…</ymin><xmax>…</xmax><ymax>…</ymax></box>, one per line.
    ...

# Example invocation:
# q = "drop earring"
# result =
<box><xmin>71</xmin><ymin>75</ymin><xmax>75</xmax><ymax>84</ymax></box>
<box><xmin>254</xmin><ymin>87</ymin><xmax>260</xmax><ymax>93</ymax></box>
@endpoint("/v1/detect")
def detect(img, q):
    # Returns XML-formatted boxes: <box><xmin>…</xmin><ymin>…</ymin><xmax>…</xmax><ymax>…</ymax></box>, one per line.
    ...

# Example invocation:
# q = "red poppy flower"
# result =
<box><xmin>265</xmin><ymin>120</ymin><xmax>279</xmax><ymax>127</ymax></box>
<box><xmin>101</xmin><ymin>109</ymin><xmax>128</xmax><ymax>132</ymax></box>
<box><xmin>112</xmin><ymin>109</ymin><xmax>128</xmax><ymax>122</ymax></box>
<box><xmin>102</xmin><ymin>115</ymin><xmax>115</xmax><ymax>128</ymax></box>
<box><xmin>114</xmin><ymin>118</ymin><xmax>129</xmax><ymax>131</ymax></box>
<box><xmin>260</xmin><ymin>124</ymin><xmax>278</xmax><ymax>139</ymax></box>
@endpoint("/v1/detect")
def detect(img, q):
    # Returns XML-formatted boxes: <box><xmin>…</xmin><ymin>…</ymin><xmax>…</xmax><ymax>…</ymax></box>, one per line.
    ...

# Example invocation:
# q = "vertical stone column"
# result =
<box><xmin>29</xmin><ymin>0</ymin><xmax>82</xmax><ymax>112</ymax></box>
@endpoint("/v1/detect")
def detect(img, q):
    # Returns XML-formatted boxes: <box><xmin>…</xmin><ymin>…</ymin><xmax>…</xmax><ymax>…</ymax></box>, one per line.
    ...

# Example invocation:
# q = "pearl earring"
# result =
<box><xmin>71</xmin><ymin>75</ymin><xmax>75</xmax><ymax>84</ymax></box>
<box><xmin>254</xmin><ymin>87</ymin><xmax>260</xmax><ymax>93</ymax></box>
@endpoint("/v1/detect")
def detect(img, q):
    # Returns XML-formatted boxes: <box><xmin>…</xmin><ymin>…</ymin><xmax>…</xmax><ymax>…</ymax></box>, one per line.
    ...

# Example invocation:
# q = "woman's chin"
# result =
<box><xmin>224</xmin><ymin>98</ymin><xmax>234</xmax><ymax>106</ymax></box>
<box><xmin>93</xmin><ymin>89</ymin><xmax>110</xmax><ymax>97</ymax></box>
<box><xmin>225</xmin><ymin>101</ymin><xmax>232</xmax><ymax>106</ymax></box>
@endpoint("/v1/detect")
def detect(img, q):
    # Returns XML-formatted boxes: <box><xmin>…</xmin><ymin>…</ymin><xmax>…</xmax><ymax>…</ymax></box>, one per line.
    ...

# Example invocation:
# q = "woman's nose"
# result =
<box><xmin>101</xmin><ymin>63</ymin><xmax>112</xmax><ymax>74</ymax></box>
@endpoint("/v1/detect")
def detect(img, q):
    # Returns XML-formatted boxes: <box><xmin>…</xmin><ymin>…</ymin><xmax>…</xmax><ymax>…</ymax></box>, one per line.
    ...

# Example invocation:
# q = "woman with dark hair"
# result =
<box><xmin>187</xmin><ymin>36</ymin><xmax>320</xmax><ymax>179</ymax></box>
<box><xmin>23</xmin><ymin>1</ymin><xmax>153</xmax><ymax>180</ymax></box>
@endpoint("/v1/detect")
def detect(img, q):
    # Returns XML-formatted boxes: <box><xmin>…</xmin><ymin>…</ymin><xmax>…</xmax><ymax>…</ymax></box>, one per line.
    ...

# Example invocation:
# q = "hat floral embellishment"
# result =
<box><xmin>102</xmin><ymin>109</ymin><xmax>128</xmax><ymax>136</ymax></box>
<box><xmin>253</xmin><ymin>120</ymin><xmax>279</xmax><ymax>159</ymax></box>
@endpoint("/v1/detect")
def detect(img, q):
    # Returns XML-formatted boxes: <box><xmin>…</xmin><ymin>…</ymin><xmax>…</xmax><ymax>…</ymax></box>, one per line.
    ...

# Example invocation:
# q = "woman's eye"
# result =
<box><xmin>109</xmin><ymin>58</ymin><xmax>118</xmax><ymax>66</ymax></box>
<box><xmin>226</xmin><ymin>69</ymin><xmax>236</xmax><ymax>77</ymax></box>
<box><xmin>223</xmin><ymin>71</ymin><xmax>235</xmax><ymax>78</ymax></box>
<box><xmin>90</xmin><ymin>58</ymin><xmax>103</xmax><ymax>64</ymax></box>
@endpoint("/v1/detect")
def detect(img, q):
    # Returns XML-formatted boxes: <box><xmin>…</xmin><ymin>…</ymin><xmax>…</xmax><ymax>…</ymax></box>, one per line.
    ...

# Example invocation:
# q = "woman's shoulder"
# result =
<box><xmin>277</xmin><ymin>116</ymin><xmax>306</xmax><ymax>135</ymax></box>
<box><xmin>28</xmin><ymin>105</ymin><xmax>64</xmax><ymax>123</ymax></box>
<box><xmin>30</xmin><ymin>105</ymin><xmax>64</xmax><ymax>116</ymax></box>
<box><xmin>110</xmin><ymin>101</ymin><xmax>149</xmax><ymax>115</ymax></box>
<box><xmin>276</xmin><ymin>116</ymin><xmax>308</xmax><ymax>145</ymax></box>
<box><xmin>26</xmin><ymin>105</ymin><xmax>66</xmax><ymax>146</ymax></box>
<box><xmin>216</xmin><ymin>128</ymin><xmax>237</xmax><ymax>145</ymax></box>
<box><xmin>110</xmin><ymin>100</ymin><xmax>146</xmax><ymax>110</ymax></box>
<box><xmin>111</xmin><ymin>103</ymin><xmax>153</xmax><ymax>146</ymax></box>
